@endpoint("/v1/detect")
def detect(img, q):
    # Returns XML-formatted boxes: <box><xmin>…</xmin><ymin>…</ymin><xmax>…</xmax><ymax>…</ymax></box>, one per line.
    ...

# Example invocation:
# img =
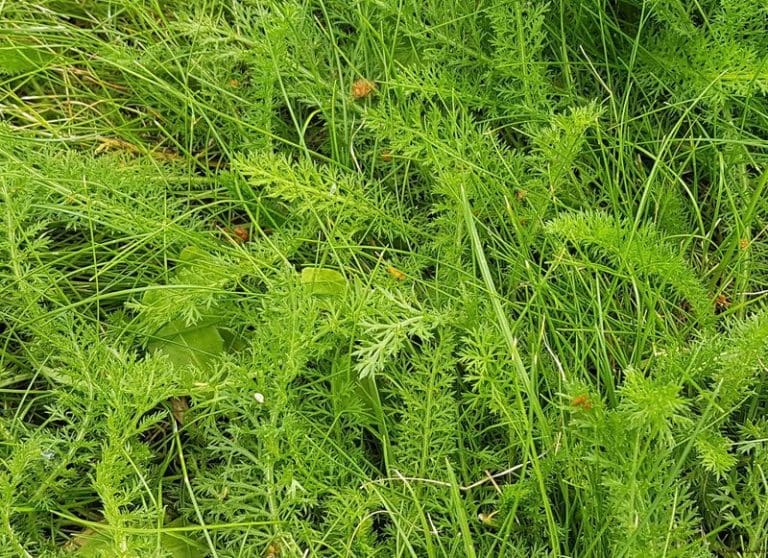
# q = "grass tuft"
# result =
<box><xmin>2</xmin><ymin>0</ymin><xmax>768</xmax><ymax>556</ymax></box>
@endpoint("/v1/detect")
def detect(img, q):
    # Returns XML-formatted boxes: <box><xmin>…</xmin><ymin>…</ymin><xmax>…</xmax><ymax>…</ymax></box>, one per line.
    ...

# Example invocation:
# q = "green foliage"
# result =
<box><xmin>2</xmin><ymin>0</ymin><xmax>768</xmax><ymax>556</ymax></box>
<box><xmin>147</xmin><ymin>318</ymin><xmax>225</xmax><ymax>371</ymax></box>
<box><xmin>299</xmin><ymin>267</ymin><xmax>347</xmax><ymax>297</ymax></box>
<box><xmin>545</xmin><ymin>211</ymin><xmax>715</xmax><ymax>330</ymax></box>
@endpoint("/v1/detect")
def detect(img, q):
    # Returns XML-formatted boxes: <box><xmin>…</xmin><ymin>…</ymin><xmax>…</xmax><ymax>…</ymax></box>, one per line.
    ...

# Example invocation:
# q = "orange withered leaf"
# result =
<box><xmin>233</xmin><ymin>226</ymin><xmax>249</xmax><ymax>242</ymax></box>
<box><xmin>386</xmin><ymin>266</ymin><xmax>406</xmax><ymax>281</ymax></box>
<box><xmin>352</xmin><ymin>78</ymin><xmax>376</xmax><ymax>99</ymax></box>
<box><xmin>715</xmin><ymin>293</ymin><xmax>731</xmax><ymax>311</ymax></box>
<box><xmin>739</xmin><ymin>238</ymin><xmax>750</xmax><ymax>250</ymax></box>
<box><xmin>571</xmin><ymin>394</ymin><xmax>592</xmax><ymax>411</ymax></box>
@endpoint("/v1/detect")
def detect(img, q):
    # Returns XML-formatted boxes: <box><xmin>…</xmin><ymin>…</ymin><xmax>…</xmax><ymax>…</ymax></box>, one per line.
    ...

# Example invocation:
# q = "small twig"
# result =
<box><xmin>363</xmin><ymin>438</ymin><xmax>559</xmax><ymax>492</ymax></box>
<box><xmin>541</xmin><ymin>319</ymin><xmax>566</xmax><ymax>383</ymax></box>
<box><xmin>461</xmin><ymin>459</ymin><xmax>533</xmax><ymax>491</ymax></box>
<box><xmin>427</xmin><ymin>513</ymin><xmax>440</xmax><ymax>535</ymax></box>
<box><xmin>485</xmin><ymin>470</ymin><xmax>502</xmax><ymax>494</ymax></box>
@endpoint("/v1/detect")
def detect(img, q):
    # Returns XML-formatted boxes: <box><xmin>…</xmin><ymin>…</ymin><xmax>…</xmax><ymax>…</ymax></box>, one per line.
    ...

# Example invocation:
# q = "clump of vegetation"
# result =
<box><xmin>2</xmin><ymin>1</ymin><xmax>768</xmax><ymax>556</ymax></box>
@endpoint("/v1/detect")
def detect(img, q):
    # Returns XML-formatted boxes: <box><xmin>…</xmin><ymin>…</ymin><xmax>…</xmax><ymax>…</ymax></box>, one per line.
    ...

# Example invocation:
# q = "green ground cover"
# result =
<box><xmin>2</xmin><ymin>1</ymin><xmax>768</xmax><ymax>556</ymax></box>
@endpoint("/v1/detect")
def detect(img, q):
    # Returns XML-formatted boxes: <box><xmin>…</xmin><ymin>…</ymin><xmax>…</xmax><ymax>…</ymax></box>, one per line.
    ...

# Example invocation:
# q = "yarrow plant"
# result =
<box><xmin>1</xmin><ymin>1</ymin><xmax>768</xmax><ymax>556</ymax></box>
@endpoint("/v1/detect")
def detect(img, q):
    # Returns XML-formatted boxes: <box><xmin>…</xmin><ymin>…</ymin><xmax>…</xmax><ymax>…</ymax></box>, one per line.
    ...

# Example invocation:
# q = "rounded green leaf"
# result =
<box><xmin>300</xmin><ymin>267</ymin><xmax>346</xmax><ymax>296</ymax></box>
